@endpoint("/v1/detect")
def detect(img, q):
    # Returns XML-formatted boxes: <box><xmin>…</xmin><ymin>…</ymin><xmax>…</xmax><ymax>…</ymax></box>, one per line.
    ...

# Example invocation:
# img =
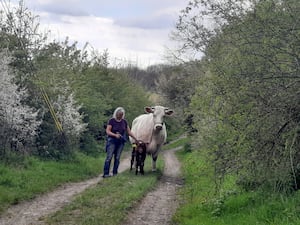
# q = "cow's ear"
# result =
<box><xmin>165</xmin><ymin>109</ymin><xmax>174</xmax><ymax>116</ymax></box>
<box><xmin>145</xmin><ymin>107</ymin><xmax>153</xmax><ymax>113</ymax></box>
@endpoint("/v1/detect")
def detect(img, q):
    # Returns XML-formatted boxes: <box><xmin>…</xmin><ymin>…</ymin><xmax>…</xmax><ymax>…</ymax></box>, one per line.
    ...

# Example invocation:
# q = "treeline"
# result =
<box><xmin>168</xmin><ymin>0</ymin><xmax>300</xmax><ymax>192</ymax></box>
<box><xmin>0</xmin><ymin>2</ymin><xmax>154</xmax><ymax>161</ymax></box>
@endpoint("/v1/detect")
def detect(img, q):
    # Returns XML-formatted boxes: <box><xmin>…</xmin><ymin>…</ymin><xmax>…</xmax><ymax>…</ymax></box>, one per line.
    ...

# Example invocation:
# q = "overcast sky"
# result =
<box><xmin>5</xmin><ymin>0</ymin><xmax>189</xmax><ymax>68</ymax></box>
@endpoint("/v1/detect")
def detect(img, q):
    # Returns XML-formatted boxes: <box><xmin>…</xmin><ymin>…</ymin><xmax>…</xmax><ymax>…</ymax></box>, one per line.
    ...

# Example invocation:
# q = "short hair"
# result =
<box><xmin>113</xmin><ymin>107</ymin><xmax>125</xmax><ymax>119</ymax></box>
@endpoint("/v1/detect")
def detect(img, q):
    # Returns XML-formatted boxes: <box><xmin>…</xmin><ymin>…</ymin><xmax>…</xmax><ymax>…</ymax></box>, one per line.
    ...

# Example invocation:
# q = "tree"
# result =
<box><xmin>0</xmin><ymin>51</ymin><xmax>41</xmax><ymax>157</ymax></box>
<box><xmin>0</xmin><ymin>0</ymin><xmax>47</xmax><ymax>83</ymax></box>
<box><xmin>175</xmin><ymin>0</ymin><xmax>300</xmax><ymax>191</ymax></box>
<box><xmin>54</xmin><ymin>84</ymin><xmax>87</xmax><ymax>143</ymax></box>
<box><xmin>32</xmin><ymin>40</ymin><xmax>90</xmax><ymax>158</ymax></box>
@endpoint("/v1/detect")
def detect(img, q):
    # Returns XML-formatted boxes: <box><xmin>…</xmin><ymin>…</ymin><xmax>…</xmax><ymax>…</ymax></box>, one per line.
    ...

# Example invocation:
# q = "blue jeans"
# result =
<box><xmin>103</xmin><ymin>139</ymin><xmax>125</xmax><ymax>176</ymax></box>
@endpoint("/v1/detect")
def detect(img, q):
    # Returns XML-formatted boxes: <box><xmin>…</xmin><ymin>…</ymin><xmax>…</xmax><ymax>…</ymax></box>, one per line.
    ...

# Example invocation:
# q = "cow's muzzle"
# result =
<box><xmin>154</xmin><ymin>123</ymin><xmax>164</xmax><ymax>131</ymax></box>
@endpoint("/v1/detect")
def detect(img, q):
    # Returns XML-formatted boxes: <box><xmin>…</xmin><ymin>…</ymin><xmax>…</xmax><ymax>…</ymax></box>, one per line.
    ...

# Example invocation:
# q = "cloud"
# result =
<box><xmin>114</xmin><ymin>13</ymin><xmax>176</xmax><ymax>30</ymax></box>
<box><xmin>38</xmin><ymin>14</ymin><xmax>171</xmax><ymax>67</ymax></box>
<box><xmin>40</xmin><ymin>5</ymin><xmax>89</xmax><ymax>17</ymax></box>
<box><xmin>7</xmin><ymin>0</ymin><xmax>190</xmax><ymax>67</ymax></box>
<box><xmin>113</xmin><ymin>2</ymin><xmax>185</xmax><ymax>30</ymax></box>
<box><xmin>27</xmin><ymin>0</ymin><xmax>89</xmax><ymax>17</ymax></box>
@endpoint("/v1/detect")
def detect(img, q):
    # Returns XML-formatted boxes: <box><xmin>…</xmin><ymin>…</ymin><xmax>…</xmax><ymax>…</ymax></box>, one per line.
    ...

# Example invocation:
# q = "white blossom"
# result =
<box><xmin>0</xmin><ymin>51</ymin><xmax>41</xmax><ymax>151</ymax></box>
<box><xmin>54</xmin><ymin>84</ymin><xmax>87</xmax><ymax>139</ymax></box>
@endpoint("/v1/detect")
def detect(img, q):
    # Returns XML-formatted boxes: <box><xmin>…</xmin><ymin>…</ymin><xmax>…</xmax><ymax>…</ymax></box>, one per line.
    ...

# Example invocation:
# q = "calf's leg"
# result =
<box><xmin>130</xmin><ymin>150</ymin><xmax>135</xmax><ymax>171</ymax></box>
<box><xmin>140</xmin><ymin>161</ymin><xmax>144</xmax><ymax>175</ymax></box>
<box><xmin>152</xmin><ymin>155</ymin><xmax>158</xmax><ymax>172</ymax></box>
<box><xmin>140</xmin><ymin>153</ymin><xmax>146</xmax><ymax>175</ymax></box>
<box><xmin>135</xmin><ymin>154</ymin><xmax>140</xmax><ymax>175</ymax></box>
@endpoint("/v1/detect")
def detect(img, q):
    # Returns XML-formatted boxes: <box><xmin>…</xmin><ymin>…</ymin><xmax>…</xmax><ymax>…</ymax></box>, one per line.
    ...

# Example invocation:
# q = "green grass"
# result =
<box><xmin>0</xmin><ymin>152</ymin><xmax>104</xmax><ymax>214</ymax></box>
<box><xmin>163</xmin><ymin>135</ymin><xmax>189</xmax><ymax>150</ymax></box>
<box><xmin>173</xmin><ymin>149</ymin><xmax>300</xmax><ymax>225</ymax></box>
<box><xmin>43</xmin><ymin>156</ymin><xmax>163</xmax><ymax>225</ymax></box>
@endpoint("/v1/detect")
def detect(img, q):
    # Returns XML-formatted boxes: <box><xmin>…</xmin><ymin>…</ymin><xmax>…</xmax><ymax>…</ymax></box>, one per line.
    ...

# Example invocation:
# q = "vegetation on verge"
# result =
<box><xmin>173</xmin><ymin>148</ymin><xmax>300</xmax><ymax>225</ymax></box>
<box><xmin>0</xmin><ymin>152</ymin><xmax>104</xmax><ymax>214</ymax></box>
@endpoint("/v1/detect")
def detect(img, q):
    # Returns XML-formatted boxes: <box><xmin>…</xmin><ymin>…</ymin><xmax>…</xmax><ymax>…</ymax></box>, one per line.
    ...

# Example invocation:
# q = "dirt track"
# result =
<box><xmin>122</xmin><ymin>147</ymin><xmax>183</xmax><ymax>225</ymax></box>
<box><xmin>0</xmin><ymin>147</ymin><xmax>183</xmax><ymax>225</ymax></box>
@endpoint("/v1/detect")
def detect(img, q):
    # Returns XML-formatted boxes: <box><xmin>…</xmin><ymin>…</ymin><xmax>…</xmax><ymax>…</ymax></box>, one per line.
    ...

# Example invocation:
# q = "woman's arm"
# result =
<box><xmin>106</xmin><ymin>125</ymin><xmax>121</xmax><ymax>138</ymax></box>
<box><xmin>127</xmin><ymin>126</ymin><xmax>137</xmax><ymax>142</ymax></box>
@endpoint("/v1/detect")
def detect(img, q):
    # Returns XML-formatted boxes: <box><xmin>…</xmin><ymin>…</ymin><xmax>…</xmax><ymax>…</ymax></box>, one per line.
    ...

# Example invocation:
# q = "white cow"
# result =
<box><xmin>129</xmin><ymin>106</ymin><xmax>174</xmax><ymax>171</ymax></box>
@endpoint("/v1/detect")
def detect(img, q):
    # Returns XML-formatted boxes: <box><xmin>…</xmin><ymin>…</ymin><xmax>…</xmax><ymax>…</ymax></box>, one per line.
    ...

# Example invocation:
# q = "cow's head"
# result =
<box><xmin>144</xmin><ymin>106</ymin><xmax>174</xmax><ymax>131</ymax></box>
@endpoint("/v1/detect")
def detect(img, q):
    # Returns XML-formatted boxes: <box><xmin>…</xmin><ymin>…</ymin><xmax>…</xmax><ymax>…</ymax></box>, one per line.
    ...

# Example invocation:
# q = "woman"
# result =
<box><xmin>103</xmin><ymin>107</ymin><xmax>137</xmax><ymax>178</ymax></box>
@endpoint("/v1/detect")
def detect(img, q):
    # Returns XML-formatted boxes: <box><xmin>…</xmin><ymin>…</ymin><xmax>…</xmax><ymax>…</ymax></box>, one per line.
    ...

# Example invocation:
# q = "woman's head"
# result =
<box><xmin>113</xmin><ymin>107</ymin><xmax>125</xmax><ymax>120</ymax></box>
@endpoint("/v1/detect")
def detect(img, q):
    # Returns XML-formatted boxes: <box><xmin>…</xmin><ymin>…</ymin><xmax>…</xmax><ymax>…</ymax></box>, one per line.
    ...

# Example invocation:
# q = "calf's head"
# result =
<box><xmin>136</xmin><ymin>140</ymin><xmax>147</xmax><ymax>154</ymax></box>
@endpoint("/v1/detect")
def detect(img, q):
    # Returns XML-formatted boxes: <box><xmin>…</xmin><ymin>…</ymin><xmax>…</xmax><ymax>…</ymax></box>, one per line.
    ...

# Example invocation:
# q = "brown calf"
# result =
<box><xmin>130</xmin><ymin>140</ymin><xmax>147</xmax><ymax>175</ymax></box>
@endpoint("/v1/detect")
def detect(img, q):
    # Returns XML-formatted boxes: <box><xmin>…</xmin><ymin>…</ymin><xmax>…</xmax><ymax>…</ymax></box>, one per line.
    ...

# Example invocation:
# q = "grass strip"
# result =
<box><xmin>44</xmin><ymin>157</ymin><xmax>163</xmax><ymax>225</ymax></box>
